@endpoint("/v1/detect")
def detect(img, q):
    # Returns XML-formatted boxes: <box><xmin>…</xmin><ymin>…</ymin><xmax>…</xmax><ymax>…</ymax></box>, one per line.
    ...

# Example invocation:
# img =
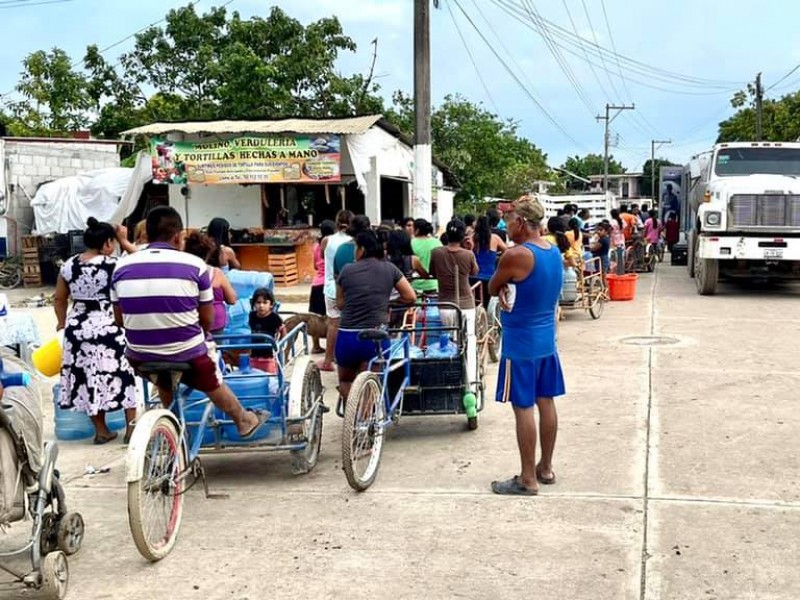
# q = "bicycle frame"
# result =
<box><xmin>365</xmin><ymin>333</ymin><xmax>411</xmax><ymax>428</ymax></box>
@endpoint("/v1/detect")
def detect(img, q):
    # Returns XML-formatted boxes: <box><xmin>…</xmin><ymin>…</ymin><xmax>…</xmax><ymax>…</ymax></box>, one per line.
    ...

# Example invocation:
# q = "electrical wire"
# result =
<box><xmin>451</xmin><ymin>0</ymin><xmax>589</xmax><ymax>150</ymax></box>
<box><xmin>444</xmin><ymin>0</ymin><xmax>501</xmax><ymax>114</ymax></box>
<box><xmin>766</xmin><ymin>63</ymin><xmax>800</xmax><ymax>92</ymax></box>
<box><xmin>0</xmin><ymin>0</ymin><xmax>76</xmax><ymax>8</ymax></box>
<box><xmin>562</xmin><ymin>0</ymin><xmax>610</xmax><ymax>99</ymax></box>
<box><xmin>579</xmin><ymin>0</ymin><xmax>621</xmax><ymax>100</ymax></box>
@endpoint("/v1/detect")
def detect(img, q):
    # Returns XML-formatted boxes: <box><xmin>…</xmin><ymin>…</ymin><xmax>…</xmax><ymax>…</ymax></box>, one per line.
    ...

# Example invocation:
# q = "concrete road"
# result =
<box><xmin>2</xmin><ymin>263</ymin><xmax>799</xmax><ymax>599</ymax></box>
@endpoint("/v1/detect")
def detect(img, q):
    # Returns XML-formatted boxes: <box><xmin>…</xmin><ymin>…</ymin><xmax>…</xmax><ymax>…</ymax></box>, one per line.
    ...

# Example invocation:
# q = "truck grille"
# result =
<box><xmin>730</xmin><ymin>194</ymin><xmax>800</xmax><ymax>228</ymax></box>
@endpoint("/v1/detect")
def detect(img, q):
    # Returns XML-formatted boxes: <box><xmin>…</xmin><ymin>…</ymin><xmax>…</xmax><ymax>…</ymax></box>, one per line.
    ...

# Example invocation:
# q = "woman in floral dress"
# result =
<box><xmin>54</xmin><ymin>218</ymin><xmax>138</xmax><ymax>444</ymax></box>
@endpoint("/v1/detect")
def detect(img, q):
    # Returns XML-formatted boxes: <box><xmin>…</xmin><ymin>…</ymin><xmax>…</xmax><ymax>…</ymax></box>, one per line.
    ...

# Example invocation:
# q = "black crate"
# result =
<box><xmin>387</xmin><ymin>357</ymin><xmax>466</xmax><ymax>415</ymax></box>
<box><xmin>671</xmin><ymin>241</ymin><xmax>688</xmax><ymax>266</ymax></box>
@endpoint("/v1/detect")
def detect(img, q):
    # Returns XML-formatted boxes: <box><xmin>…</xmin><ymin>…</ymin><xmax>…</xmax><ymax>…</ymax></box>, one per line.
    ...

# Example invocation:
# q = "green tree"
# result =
<box><xmin>9</xmin><ymin>48</ymin><xmax>93</xmax><ymax>134</ymax></box>
<box><xmin>84</xmin><ymin>4</ymin><xmax>384</xmax><ymax>138</ymax></box>
<box><xmin>560</xmin><ymin>153</ymin><xmax>625</xmax><ymax>191</ymax></box>
<box><xmin>641</xmin><ymin>157</ymin><xmax>679</xmax><ymax>201</ymax></box>
<box><xmin>718</xmin><ymin>89</ymin><xmax>800</xmax><ymax>142</ymax></box>
<box><xmin>388</xmin><ymin>93</ymin><xmax>550</xmax><ymax>203</ymax></box>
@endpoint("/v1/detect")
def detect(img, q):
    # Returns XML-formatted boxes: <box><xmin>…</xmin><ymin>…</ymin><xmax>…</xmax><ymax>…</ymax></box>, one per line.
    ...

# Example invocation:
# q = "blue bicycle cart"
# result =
<box><xmin>340</xmin><ymin>302</ymin><xmax>485</xmax><ymax>491</ymax></box>
<box><xmin>124</xmin><ymin>325</ymin><xmax>324</xmax><ymax>561</ymax></box>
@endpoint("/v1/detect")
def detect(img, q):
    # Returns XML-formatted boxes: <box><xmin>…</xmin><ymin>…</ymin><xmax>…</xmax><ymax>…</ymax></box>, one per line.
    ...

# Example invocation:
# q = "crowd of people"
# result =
<box><xmin>56</xmin><ymin>195</ymin><xmax>673</xmax><ymax>495</ymax></box>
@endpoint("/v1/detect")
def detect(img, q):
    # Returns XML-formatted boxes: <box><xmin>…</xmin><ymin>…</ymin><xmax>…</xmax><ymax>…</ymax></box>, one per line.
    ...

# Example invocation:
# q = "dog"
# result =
<box><xmin>283</xmin><ymin>312</ymin><xmax>328</xmax><ymax>355</ymax></box>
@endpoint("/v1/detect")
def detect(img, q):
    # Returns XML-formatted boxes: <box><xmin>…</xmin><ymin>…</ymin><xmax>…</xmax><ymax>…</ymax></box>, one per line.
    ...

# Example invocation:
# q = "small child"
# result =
<box><xmin>248</xmin><ymin>288</ymin><xmax>286</xmax><ymax>367</ymax></box>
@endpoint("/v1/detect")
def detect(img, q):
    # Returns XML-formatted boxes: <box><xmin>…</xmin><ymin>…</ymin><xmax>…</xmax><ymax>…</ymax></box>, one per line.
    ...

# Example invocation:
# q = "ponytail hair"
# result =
<box><xmin>83</xmin><ymin>217</ymin><xmax>116</xmax><ymax>251</ymax></box>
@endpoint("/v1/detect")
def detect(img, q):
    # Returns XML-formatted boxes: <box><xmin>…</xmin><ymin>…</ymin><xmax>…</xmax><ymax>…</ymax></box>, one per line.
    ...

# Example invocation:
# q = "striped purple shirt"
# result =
<box><xmin>111</xmin><ymin>242</ymin><xmax>212</xmax><ymax>362</ymax></box>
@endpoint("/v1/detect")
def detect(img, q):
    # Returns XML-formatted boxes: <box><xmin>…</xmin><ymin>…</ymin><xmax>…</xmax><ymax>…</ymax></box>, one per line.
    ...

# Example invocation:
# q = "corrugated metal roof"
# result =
<box><xmin>121</xmin><ymin>115</ymin><xmax>383</xmax><ymax>137</ymax></box>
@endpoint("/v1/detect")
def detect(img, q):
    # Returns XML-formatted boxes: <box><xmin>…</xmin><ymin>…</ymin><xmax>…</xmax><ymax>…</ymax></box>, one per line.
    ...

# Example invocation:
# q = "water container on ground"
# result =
<box><xmin>52</xmin><ymin>385</ymin><xmax>93</xmax><ymax>441</ymax></box>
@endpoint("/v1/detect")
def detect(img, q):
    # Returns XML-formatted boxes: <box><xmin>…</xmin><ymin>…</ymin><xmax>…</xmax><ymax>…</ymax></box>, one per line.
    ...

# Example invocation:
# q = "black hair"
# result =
<box><xmin>564</xmin><ymin>204</ymin><xmax>576</xmax><ymax>215</ymax></box>
<box><xmin>319</xmin><ymin>219</ymin><xmax>336</xmax><ymax>239</ymax></box>
<box><xmin>347</xmin><ymin>214</ymin><xmax>371</xmax><ymax>237</ymax></box>
<box><xmin>567</xmin><ymin>217</ymin><xmax>581</xmax><ymax>240</ymax></box>
<box><xmin>619</xmin><ymin>203</ymin><xmax>629</xmax><ymax>214</ymax></box>
<box><xmin>641</xmin><ymin>203</ymin><xmax>649</xmax><ymax>214</ymax></box>
<box><xmin>250</xmin><ymin>287</ymin><xmax>275</xmax><ymax>310</ymax></box>
<box><xmin>402</xmin><ymin>216</ymin><xmax>414</xmax><ymax>226</ymax></box>
<box><xmin>475</xmin><ymin>215</ymin><xmax>492</xmax><ymax>252</ymax></box>
<box><xmin>648</xmin><ymin>209</ymin><xmax>659</xmax><ymax>228</ymax></box>
<box><xmin>83</xmin><ymin>217</ymin><xmax>116</xmax><ymax>251</ymax></box>
<box><xmin>355</xmin><ymin>230</ymin><xmax>384</xmax><ymax>260</ymax></box>
<box><xmin>610</xmin><ymin>208</ymin><xmax>623</xmax><ymax>230</ymax></box>
<box><xmin>386</xmin><ymin>229</ymin><xmax>413</xmax><ymax>268</ymax></box>
<box><xmin>445</xmin><ymin>219</ymin><xmax>466</xmax><ymax>244</ymax></box>
<box><xmin>556</xmin><ymin>209</ymin><xmax>565</xmax><ymax>217</ymax></box>
<box><xmin>547</xmin><ymin>216</ymin><xmax>566</xmax><ymax>234</ymax></box>
<box><xmin>486</xmin><ymin>208</ymin><xmax>501</xmax><ymax>228</ymax></box>
<box><xmin>463</xmin><ymin>214</ymin><xmax>476</xmax><ymax>228</ymax></box>
<box><xmin>413</xmin><ymin>218</ymin><xmax>433</xmax><ymax>236</ymax></box>
<box><xmin>207</xmin><ymin>217</ymin><xmax>231</xmax><ymax>247</ymax></box>
<box><xmin>146</xmin><ymin>206</ymin><xmax>183</xmax><ymax>243</ymax></box>
<box><xmin>578</xmin><ymin>208</ymin><xmax>590</xmax><ymax>219</ymax></box>
<box><xmin>336</xmin><ymin>209</ymin><xmax>354</xmax><ymax>230</ymax></box>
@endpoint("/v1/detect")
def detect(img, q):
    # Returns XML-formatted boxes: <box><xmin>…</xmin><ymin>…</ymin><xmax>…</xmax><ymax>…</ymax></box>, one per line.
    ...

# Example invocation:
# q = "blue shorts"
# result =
<box><xmin>495</xmin><ymin>354</ymin><xmax>565</xmax><ymax>408</ymax></box>
<box><xmin>335</xmin><ymin>329</ymin><xmax>389</xmax><ymax>370</ymax></box>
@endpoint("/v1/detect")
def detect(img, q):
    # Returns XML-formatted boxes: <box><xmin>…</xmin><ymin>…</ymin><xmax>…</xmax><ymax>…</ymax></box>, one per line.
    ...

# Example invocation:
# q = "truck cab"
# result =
<box><xmin>686</xmin><ymin>141</ymin><xmax>800</xmax><ymax>295</ymax></box>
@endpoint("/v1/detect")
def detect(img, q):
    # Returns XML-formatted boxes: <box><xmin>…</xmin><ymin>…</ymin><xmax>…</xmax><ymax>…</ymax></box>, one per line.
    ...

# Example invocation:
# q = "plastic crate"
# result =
<box><xmin>388</xmin><ymin>357</ymin><xmax>465</xmax><ymax>414</ymax></box>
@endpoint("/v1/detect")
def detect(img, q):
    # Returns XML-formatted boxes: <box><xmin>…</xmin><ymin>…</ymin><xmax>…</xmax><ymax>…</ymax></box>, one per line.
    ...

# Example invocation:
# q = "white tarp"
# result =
<box><xmin>30</xmin><ymin>166</ymin><xmax>142</xmax><ymax>234</ymax></box>
<box><xmin>110</xmin><ymin>152</ymin><xmax>154</xmax><ymax>225</ymax></box>
<box><xmin>345</xmin><ymin>127</ymin><xmax>414</xmax><ymax>200</ymax></box>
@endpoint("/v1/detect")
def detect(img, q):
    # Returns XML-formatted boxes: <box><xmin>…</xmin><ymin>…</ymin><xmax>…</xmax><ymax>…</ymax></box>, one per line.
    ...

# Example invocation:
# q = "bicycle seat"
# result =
<box><xmin>358</xmin><ymin>329</ymin><xmax>389</xmax><ymax>342</ymax></box>
<box><xmin>137</xmin><ymin>362</ymin><xmax>193</xmax><ymax>375</ymax></box>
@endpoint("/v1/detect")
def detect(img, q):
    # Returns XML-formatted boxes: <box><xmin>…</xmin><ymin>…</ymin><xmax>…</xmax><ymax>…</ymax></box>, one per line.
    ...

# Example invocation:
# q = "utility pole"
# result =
<box><xmin>755</xmin><ymin>72</ymin><xmax>763</xmax><ymax>141</ymax></box>
<box><xmin>413</xmin><ymin>0</ymin><xmax>432</xmax><ymax>221</ymax></box>
<box><xmin>650</xmin><ymin>139</ymin><xmax>672</xmax><ymax>208</ymax></box>
<box><xmin>596</xmin><ymin>103</ymin><xmax>635</xmax><ymax>194</ymax></box>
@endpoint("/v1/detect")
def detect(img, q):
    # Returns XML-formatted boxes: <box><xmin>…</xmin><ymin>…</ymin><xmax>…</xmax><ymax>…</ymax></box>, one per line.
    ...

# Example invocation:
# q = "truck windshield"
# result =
<box><xmin>715</xmin><ymin>147</ymin><xmax>800</xmax><ymax>176</ymax></box>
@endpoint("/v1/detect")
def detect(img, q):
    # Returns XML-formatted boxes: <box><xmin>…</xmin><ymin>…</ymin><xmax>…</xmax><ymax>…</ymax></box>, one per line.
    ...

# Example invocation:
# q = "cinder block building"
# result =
<box><xmin>0</xmin><ymin>137</ymin><xmax>122</xmax><ymax>254</ymax></box>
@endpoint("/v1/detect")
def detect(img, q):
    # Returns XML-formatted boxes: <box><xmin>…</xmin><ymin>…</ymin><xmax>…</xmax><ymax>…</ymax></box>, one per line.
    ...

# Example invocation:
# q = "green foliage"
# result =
<box><xmin>8</xmin><ymin>48</ymin><xmax>93</xmax><ymax>134</ymax></box>
<box><xmin>560</xmin><ymin>153</ymin><xmax>625</xmax><ymax>191</ymax></box>
<box><xmin>718</xmin><ymin>89</ymin><xmax>800</xmax><ymax>142</ymax></box>
<box><xmin>389</xmin><ymin>93</ymin><xmax>550</xmax><ymax>203</ymax></box>
<box><xmin>641</xmin><ymin>158</ymin><xmax>679</xmax><ymax>199</ymax></box>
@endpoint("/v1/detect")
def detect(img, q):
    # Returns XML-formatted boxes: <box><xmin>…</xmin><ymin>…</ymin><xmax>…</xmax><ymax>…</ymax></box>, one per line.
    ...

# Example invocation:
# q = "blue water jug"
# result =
<box><xmin>53</xmin><ymin>385</ymin><xmax>94</xmax><ymax>441</ymax></box>
<box><xmin>425</xmin><ymin>334</ymin><xmax>457</xmax><ymax>358</ymax></box>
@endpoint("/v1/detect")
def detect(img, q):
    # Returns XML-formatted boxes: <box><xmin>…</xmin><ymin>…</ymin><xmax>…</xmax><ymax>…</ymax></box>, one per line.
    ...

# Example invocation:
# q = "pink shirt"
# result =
<box><xmin>643</xmin><ymin>219</ymin><xmax>662</xmax><ymax>244</ymax></box>
<box><xmin>311</xmin><ymin>242</ymin><xmax>325</xmax><ymax>286</ymax></box>
<box><xmin>610</xmin><ymin>222</ymin><xmax>625</xmax><ymax>248</ymax></box>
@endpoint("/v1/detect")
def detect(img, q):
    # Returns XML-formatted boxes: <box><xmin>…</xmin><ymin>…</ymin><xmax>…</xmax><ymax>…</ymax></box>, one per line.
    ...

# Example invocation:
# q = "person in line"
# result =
<box><xmin>320</xmin><ymin>210</ymin><xmax>353</xmax><ymax>372</ymax></box>
<box><xmin>643</xmin><ymin>209</ymin><xmax>663</xmax><ymax>254</ymax></box>
<box><xmin>334</xmin><ymin>215</ymin><xmax>372</xmax><ymax>276</ymax></box>
<box><xmin>618</xmin><ymin>204</ymin><xmax>636</xmax><ymax>242</ymax></box>
<box><xmin>486</xmin><ymin>208</ymin><xmax>507</xmax><ymax>242</ymax></box>
<box><xmin>473</xmin><ymin>215</ymin><xmax>507</xmax><ymax>308</ymax></box>
<box><xmin>133</xmin><ymin>220</ymin><xmax>148</xmax><ymax>249</ymax></box>
<box><xmin>184</xmin><ymin>232</ymin><xmax>237</xmax><ymax>336</ymax></box>
<box><xmin>112</xmin><ymin>207</ymin><xmax>264</xmax><ymax>439</ymax></box>
<box><xmin>309</xmin><ymin>219</ymin><xmax>335</xmax><ymax>328</ymax></box>
<box><xmin>386</xmin><ymin>229</ymin><xmax>428</xmax><ymax>327</ymax></box>
<box><xmin>609</xmin><ymin>209</ymin><xmax>627</xmax><ymax>275</ymax></box>
<box><xmin>429</xmin><ymin>220</ymin><xmax>479</xmax><ymax>389</ymax></box>
<box><xmin>336</xmin><ymin>230</ymin><xmax>416</xmax><ymax>400</ymax></box>
<box><xmin>488</xmin><ymin>196</ymin><xmax>564</xmax><ymax>496</ymax></box>
<box><xmin>411</xmin><ymin>218</ymin><xmax>442</xmax><ymax>296</ymax></box>
<box><xmin>55</xmin><ymin>218</ymin><xmax>138</xmax><ymax>444</ymax></box>
<box><xmin>665</xmin><ymin>211</ymin><xmax>680</xmax><ymax>252</ymax></box>
<box><xmin>207</xmin><ymin>217</ymin><xmax>241</xmax><ymax>271</ymax></box>
<box><xmin>590</xmin><ymin>221</ymin><xmax>612</xmax><ymax>288</ymax></box>
<box><xmin>249</xmin><ymin>287</ymin><xmax>286</xmax><ymax>372</ymax></box>
<box><xmin>402</xmin><ymin>216</ymin><xmax>415</xmax><ymax>238</ymax></box>
<box><xmin>631</xmin><ymin>204</ymin><xmax>645</xmax><ymax>230</ymax></box>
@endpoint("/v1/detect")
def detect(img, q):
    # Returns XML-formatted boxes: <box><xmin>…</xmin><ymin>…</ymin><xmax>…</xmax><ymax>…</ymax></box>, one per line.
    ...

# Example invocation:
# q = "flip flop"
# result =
<box><xmin>239</xmin><ymin>409</ymin><xmax>269</xmax><ymax>440</ymax></box>
<box><xmin>93</xmin><ymin>431</ymin><xmax>118</xmax><ymax>445</ymax></box>
<box><xmin>491</xmin><ymin>476</ymin><xmax>538</xmax><ymax>496</ymax></box>
<box><xmin>537</xmin><ymin>472</ymin><xmax>557</xmax><ymax>485</ymax></box>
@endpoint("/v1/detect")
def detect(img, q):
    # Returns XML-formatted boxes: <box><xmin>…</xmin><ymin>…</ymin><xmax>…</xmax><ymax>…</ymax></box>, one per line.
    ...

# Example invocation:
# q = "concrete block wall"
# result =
<box><xmin>2</xmin><ymin>140</ymin><xmax>120</xmax><ymax>254</ymax></box>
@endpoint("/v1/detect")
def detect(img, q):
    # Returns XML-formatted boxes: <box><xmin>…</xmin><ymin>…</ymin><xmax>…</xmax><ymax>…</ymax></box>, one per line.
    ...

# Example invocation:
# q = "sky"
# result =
<box><xmin>2</xmin><ymin>0</ymin><xmax>800</xmax><ymax>172</ymax></box>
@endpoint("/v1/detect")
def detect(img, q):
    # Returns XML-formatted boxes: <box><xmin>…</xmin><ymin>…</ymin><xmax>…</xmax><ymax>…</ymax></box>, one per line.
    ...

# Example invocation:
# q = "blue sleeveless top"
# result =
<box><xmin>475</xmin><ymin>247</ymin><xmax>498</xmax><ymax>281</ymax></box>
<box><xmin>501</xmin><ymin>242</ymin><xmax>563</xmax><ymax>360</ymax></box>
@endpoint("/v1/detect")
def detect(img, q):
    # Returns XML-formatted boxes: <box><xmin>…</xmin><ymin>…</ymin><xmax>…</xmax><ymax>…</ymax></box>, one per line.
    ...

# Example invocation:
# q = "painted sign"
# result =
<box><xmin>150</xmin><ymin>135</ymin><xmax>341</xmax><ymax>185</ymax></box>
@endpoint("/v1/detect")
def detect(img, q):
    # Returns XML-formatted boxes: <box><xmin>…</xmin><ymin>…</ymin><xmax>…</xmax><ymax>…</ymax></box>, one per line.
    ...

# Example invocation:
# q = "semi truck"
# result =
<box><xmin>684</xmin><ymin>141</ymin><xmax>800</xmax><ymax>295</ymax></box>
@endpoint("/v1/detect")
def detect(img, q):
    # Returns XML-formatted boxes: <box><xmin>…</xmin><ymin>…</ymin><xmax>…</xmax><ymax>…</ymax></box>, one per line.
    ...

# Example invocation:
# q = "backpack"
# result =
<box><xmin>0</xmin><ymin>428</ymin><xmax>24</xmax><ymax>524</ymax></box>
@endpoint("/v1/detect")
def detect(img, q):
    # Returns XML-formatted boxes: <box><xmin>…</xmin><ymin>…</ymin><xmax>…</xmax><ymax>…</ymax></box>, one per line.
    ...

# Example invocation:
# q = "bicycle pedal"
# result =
<box><xmin>320</xmin><ymin>403</ymin><xmax>331</xmax><ymax>414</ymax></box>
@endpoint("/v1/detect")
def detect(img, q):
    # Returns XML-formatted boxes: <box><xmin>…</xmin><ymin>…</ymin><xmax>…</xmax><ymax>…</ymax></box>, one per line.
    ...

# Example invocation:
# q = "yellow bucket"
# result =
<box><xmin>31</xmin><ymin>332</ymin><xmax>64</xmax><ymax>378</ymax></box>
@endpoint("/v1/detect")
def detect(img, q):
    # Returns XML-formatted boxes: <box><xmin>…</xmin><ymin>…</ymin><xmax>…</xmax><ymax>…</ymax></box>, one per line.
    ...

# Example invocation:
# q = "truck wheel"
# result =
<box><xmin>695</xmin><ymin>256</ymin><xmax>718</xmax><ymax>295</ymax></box>
<box><xmin>687</xmin><ymin>231</ymin><xmax>696</xmax><ymax>278</ymax></box>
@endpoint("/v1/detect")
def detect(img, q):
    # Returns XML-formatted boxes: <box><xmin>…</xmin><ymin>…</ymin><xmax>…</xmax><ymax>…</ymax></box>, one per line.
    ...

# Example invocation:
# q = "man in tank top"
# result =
<box><xmin>488</xmin><ymin>195</ymin><xmax>565</xmax><ymax>496</ymax></box>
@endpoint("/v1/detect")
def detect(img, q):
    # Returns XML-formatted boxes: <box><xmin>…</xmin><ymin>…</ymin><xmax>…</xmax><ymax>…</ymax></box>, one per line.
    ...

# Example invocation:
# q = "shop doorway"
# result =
<box><xmin>380</xmin><ymin>177</ymin><xmax>408</xmax><ymax>225</ymax></box>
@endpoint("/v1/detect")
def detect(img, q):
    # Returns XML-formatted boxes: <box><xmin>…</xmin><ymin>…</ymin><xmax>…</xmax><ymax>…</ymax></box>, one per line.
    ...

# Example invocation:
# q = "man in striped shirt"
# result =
<box><xmin>111</xmin><ymin>207</ymin><xmax>264</xmax><ymax>438</ymax></box>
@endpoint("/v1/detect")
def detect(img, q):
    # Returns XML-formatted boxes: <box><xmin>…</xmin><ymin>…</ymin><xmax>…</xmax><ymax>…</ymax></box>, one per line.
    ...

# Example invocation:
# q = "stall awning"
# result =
<box><xmin>122</xmin><ymin>115</ymin><xmax>383</xmax><ymax>137</ymax></box>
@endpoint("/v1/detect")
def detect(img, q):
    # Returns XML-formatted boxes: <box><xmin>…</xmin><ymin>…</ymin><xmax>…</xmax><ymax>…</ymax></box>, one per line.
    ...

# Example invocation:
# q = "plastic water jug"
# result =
<box><xmin>390</xmin><ymin>341</ymin><xmax>424</xmax><ymax>360</ymax></box>
<box><xmin>561</xmin><ymin>268</ymin><xmax>578</xmax><ymax>303</ymax></box>
<box><xmin>53</xmin><ymin>385</ymin><xmax>94</xmax><ymax>441</ymax></box>
<box><xmin>425</xmin><ymin>334</ymin><xmax>457</xmax><ymax>358</ymax></box>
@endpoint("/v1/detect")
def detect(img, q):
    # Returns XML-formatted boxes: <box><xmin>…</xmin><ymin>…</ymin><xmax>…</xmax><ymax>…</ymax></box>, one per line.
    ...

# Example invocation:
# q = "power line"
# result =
<box><xmin>562</xmin><ymin>0</ymin><xmax>610</xmax><ymax>99</ymax></box>
<box><xmin>494</xmin><ymin>0</ymin><xmax>744</xmax><ymax>89</ymax></box>
<box><xmin>444</xmin><ymin>0</ymin><xmax>500</xmax><ymax>114</ymax></box>
<box><xmin>451</xmin><ymin>0</ymin><xmax>588</xmax><ymax>150</ymax></box>
<box><xmin>579</xmin><ymin>0</ymin><xmax>621</xmax><ymax>100</ymax></box>
<box><xmin>766</xmin><ymin>63</ymin><xmax>800</xmax><ymax>92</ymax></box>
<box><xmin>0</xmin><ymin>0</ymin><xmax>76</xmax><ymax>8</ymax></box>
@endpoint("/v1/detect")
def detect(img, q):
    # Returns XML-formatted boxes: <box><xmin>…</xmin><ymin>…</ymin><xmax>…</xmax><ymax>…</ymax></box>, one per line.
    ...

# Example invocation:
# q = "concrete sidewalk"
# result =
<box><xmin>3</xmin><ymin>263</ymin><xmax>799</xmax><ymax>599</ymax></box>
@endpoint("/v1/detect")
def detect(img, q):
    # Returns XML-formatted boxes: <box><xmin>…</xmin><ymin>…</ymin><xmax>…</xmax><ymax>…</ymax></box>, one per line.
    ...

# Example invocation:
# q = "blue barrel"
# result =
<box><xmin>53</xmin><ymin>385</ymin><xmax>94</xmax><ymax>441</ymax></box>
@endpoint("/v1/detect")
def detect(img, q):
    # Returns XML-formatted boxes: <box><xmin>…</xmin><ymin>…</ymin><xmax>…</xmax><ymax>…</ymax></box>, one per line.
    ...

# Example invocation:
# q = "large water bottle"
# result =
<box><xmin>52</xmin><ymin>385</ymin><xmax>94</xmax><ymax>441</ymax></box>
<box><xmin>425</xmin><ymin>334</ymin><xmax>457</xmax><ymax>358</ymax></box>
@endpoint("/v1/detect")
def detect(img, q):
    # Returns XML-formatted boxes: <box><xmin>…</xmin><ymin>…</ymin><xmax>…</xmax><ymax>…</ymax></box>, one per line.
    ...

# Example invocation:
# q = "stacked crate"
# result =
<box><xmin>266</xmin><ymin>250</ymin><xmax>298</xmax><ymax>287</ymax></box>
<box><xmin>22</xmin><ymin>235</ymin><xmax>43</xmax><ymax>287</ymax></box>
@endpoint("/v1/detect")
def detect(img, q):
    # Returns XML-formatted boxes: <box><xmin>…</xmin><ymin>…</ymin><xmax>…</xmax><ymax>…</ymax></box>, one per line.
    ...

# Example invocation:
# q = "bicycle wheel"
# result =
<box><xmin>0</xmin><ymin>265</ymin><xmax>22</xmax><ymax>290</ymax></box>
<box><xmin>474</xmin><ymin>305</ymin><xmax>489</xmax><ymax>377</ymax></box>
<box><xmin>588</xmin><ymin>277</ymin><xmax>605</xmax><ymax>320</ymax></box>
<box><xmin>341</xmin><ymin>372</ymin><xmax>385</xmax><ymax>491</ymax></box>
<box><xmin>127</xmin><ymin>416</ymin><xmax>185</xmax><ymax>561</ymax></box>
<box><xmin>290</xmin><ymin>359</ymin><xmax>324</xmax><ymax>475</ymax></box>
